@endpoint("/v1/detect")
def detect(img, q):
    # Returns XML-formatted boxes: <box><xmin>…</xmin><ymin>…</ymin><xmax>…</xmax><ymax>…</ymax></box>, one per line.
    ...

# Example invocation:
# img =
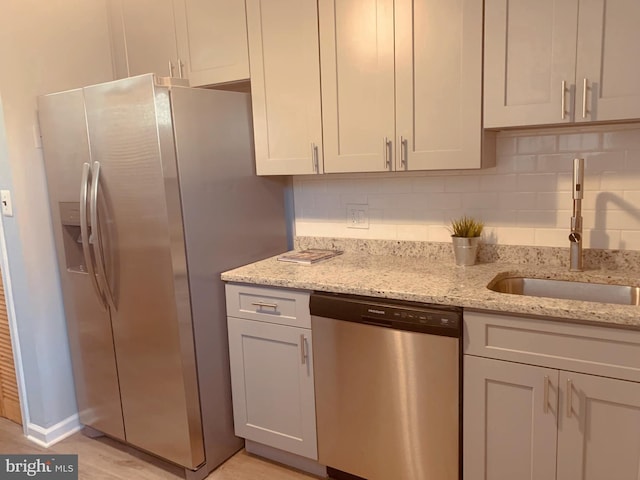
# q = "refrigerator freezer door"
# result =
<box><xmin>38</xmin><ymin>89</ymin><xmax>125</xmax><ymax>441</ymax></box>
<box><xmin>82</xmin><ymin>75</ymin><xmax>204</xmax><ymax>469</ymax></box>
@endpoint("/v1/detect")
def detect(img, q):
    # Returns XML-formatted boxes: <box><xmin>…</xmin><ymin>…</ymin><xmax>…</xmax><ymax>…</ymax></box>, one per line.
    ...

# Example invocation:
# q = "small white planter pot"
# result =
<box><xmin>451</xmin><ymin>236</ymin><xmax>481</xmax><ymax>266</ymax></box>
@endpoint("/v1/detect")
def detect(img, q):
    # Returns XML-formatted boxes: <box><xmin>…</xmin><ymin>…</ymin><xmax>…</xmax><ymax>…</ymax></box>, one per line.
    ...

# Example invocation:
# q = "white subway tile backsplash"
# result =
<box><xmin>536</xmin><ymin>153</ymin><xmax>576</xmax><ymax>172</ymax></box>
<box><xmin>490</xmin><ymin>227</ymin><xmax>535</xmax><ymax>245</ymax></box>
<box><xmin>625</xmin><ymin>149</ymin><xmax>640</xmax><ymax>169</ymax></box>
<box><xmin>499</xmin><ymin>192</ymin><xmax>537</xmax><ymax>210</ymax></box>
<box><xmin>293</xmin><ymin>127</ymin><xmax>640</xmax><ymax>251</ymax></box>
<box><xmin>511</xmin><ymin>154</ymin><xmax>538</xmax><ymax>172</ymax></box>
<box><xmin>516</xmin><ymin>135</ymin><xmax>557</xmax><ymax>154</ymax></box>
<box><xmin>421</xmin><ymin>193</ymin><xmax>463</xmax><ymax>210</ymax></box>
<box><xmin>623</xmin><ymin>191</ymin><xmax>640</xmax><ymax>206</ymax></box>
<box><xmin>620</xmin><ymin>231</ymin><xmax>640</xmax><ymax>249</ymax></box>
<box><xmin>603</xmin><ymin>128</ymin><xmax>640</xmax><ymax>150</ymax></box>
<box><xmin>444</xmin><ymin>175</ymin><xmax>480</xmax><ymax>192</ymax></box>
<box><xmin>534</xmin><ymin>229</ymin><xmax>567</xmax><ymax>248</ymax></box>
<box><xmin>537</xmin><ymin>191</ymin><xmax>572</xmax><ymax>211</ymax></box>
<box><xmin>462</xmin><ymin>192</ymin><xmax>499</xmax><ymax>210</ymax></box>
<box><xmin>601</xmin><ymin>172</ymin><xmax>640</xmax><ymax>191</ymax></box>
<box><xmin>410</xmin><ymin>176</ymin><xmax>446</xmax><ymax>192</ymax></box>
<box><xmin>517</xmin><ymin>210</ymin><xmax>558</xmax><ymax>227</ymax></box>
<box><xmin>583</xmin><ymin>151</ymin><xmax>626</xmax><ymax>172</ymax></box>
<box><xmin>480</xmin><ymin>174</ymin><xmax>517</xmax><ymax>192</ymax></box>
<box><xmin>557</xmin><ymin>132</ymin><xmax>600</xmax><ymax>152</ymax></box>
<box><xmin>396</xmin><ymin>224</ymin><xmax>429</xmax><ymax>241</ymax></box>
<box><xmin>496</xmin><ymin>135</ymin><xmax>517</xmax><ymax>156</ymax></box>
<box><xmin>517</xmin><ymin>173</ymin><xmax>558</xmax><ymax>192</ymax></box>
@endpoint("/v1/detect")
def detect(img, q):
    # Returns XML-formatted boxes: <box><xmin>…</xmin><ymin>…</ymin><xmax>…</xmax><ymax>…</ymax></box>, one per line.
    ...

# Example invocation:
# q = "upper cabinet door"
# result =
<box><xmin>395</xmin><ymin>0</ymin><xmax>485</xmax><ymax>170</ymax></box>
<box><xmin>174</xmin><ymin>0</ymin><xmax>250</xmax><ymax>86</ymax></box>
<box><xmin>108</xmin><ymin>0</ymin><xmax>249</xmax><ymax>85</ymax></box>
<box><xmin>110</xmin><ymin>0</ymin><xmax>180</xmax><ymax>78</ymax></box>
<box><xmin>484</xmin><ymin>0</ymin><xmax>579</xmax><ymax>128</ymax></box>
<box><xmin>575</xmin><ymin>0</ymin><xmax>640</xmax><ymax>123</ymax></box>
<box><xmin>246</xmin><ymin>0</ymin><xmax>323</xmax><ymax>175</ymax></box>
<box><xmin>319</xmin><ymin>0</ymin><xmax>396</xmax><ymax>173</ymax></box>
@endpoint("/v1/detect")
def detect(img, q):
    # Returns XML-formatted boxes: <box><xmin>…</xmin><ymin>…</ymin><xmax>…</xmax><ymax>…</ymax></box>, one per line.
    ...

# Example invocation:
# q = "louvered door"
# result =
<box><xmin>0</xmin><ymin>272</ymin><xmax>21</xmax><ymax>425</ymax></box>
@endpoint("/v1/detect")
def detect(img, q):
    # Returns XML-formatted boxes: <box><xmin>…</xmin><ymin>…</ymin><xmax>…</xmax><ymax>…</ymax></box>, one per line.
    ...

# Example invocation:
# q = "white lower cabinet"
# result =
<box><xmin>225</xmin><ymin>285</ymin><xmax>317</xmax><ymax>460</ymax></box>
<box><xmin>464</xmin><ymin>311</ymin><xmax>640</xmax><ymax>480</ymax></box>
<box><xmin>464</xmin><ymin>356</ymin><xmax>558</xmax><ymax>480</ymax></box>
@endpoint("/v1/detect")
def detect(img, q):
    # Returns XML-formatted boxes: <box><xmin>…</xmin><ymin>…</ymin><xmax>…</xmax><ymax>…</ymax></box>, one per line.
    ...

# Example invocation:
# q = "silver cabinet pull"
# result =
<box><xmin>561</xmin><ymin>80</ymin><xmax>567</xmax><ymax>120</ymax></box>
<box><xmin>90</xmin><ymin>161</ymin><xmax>117</xmax><ymax>311</ymax></box>
<box><xmin>543</xmin><ymin>375</ymin><xmax>550</xmax><ymax>414</ymax></box>
<box><xmin>566</xmin><ymin>378</ymin><xmax>573</xmax><ymax>418</ymax></box>
<box><xmin>311</xmin><ymin>143</ymin><xmax>320</xmax><ymax>173</ymax></box>
<box><xmin>582</xmin><ymin>78</ymin><xmax>588</xmax><ymax>119</ymax></box>
<box><xmin>168</xmin><ymin>61</ymin><xmax>175</xmax><ymax>77</ymax></box>
<box><xmin>80</xmin><ymin>162</ymin><xmax>107</xmax><ymax>310</ymax></box>
<box><xmin>384</xmin><ymin>137</ymin><xmax>393</xmax><ymax>170</ymax></box>
<box><xmin>178</xmin><ymin>59</ymin><xmax>184</xmax><ymax>79</ymax></box>
<box><xmin>300</xmin><ymin>334</ymin><xmax>307</xmax><ymax>364</ymax></box>
<box><xmin>252</xmin><ymin>301</ymin><xmax>278</xmax><ymax>311</ymax></box>
<box><xmin>400</xmin><ymin>136</ymin><xmax>408</xmax><ymax>170</ymax></box>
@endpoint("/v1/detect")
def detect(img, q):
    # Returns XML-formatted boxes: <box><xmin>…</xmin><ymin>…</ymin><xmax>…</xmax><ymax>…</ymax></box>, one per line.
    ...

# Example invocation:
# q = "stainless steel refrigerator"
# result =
<box><xmin>37</xmin><ymin>74</ymin><xmax>289</xmax><ymax>478</ymax></box>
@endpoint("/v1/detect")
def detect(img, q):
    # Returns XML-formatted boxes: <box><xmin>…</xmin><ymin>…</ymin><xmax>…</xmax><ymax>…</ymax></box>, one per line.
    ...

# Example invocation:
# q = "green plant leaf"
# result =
<box><xmin>450</xmin><ymin>215</ymin><xmax>484</xmax><ymax>237</ymax></box>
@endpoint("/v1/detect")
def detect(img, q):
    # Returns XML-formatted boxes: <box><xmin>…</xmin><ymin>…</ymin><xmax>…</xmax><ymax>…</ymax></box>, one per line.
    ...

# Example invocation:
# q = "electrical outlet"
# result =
<box><xmin>346</xmin><ymin>203</ymin><xmax>369</xmax><ymax>229</ymax></box>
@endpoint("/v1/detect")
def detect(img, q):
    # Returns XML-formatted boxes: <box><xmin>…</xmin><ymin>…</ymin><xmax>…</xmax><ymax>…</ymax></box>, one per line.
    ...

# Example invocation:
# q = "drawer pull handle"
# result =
<box><xmin>561</xmin><ymin>80</ymin><xmax>567</xmax><ymax>120</ymax></box>
<box><xmin>300</xmin><ymin>334</ymin><xmax>307</xmax><ymax>364</ymax></box>
<box><xmin>543</xmin><ymin>375</ymin><xmax>550</xmax><ymax>414</ymax></box>
<box><xmin>566</xmin><ymin>378</ymin><xmax>573</xmax><ymax>418</ymax></box>
<box><xmin>384</xmin><ymin>137</ymin><xmax>393</xmax><ymax>170</ymax></box>
<box><xmin>252</xmin><ymin>301</ymin><xmax>278</xmax><ymax>311</ymax></box>
<box><xmin>582</xmin><ymin>78</ymin><xmax>588</xmax><ymax>119</ymax></box>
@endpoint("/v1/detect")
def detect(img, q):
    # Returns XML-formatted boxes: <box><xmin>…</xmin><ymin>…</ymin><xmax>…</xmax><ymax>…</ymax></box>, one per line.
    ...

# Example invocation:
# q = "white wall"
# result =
<box><xmin>0</xmin><ymin>0</ymin><xmax>113</xmax><ymax>433</ymax></box>
<box><xmin>294</xmin><ymin>125</ymin><xmax>640</xmax><ymax>251</ymax></box>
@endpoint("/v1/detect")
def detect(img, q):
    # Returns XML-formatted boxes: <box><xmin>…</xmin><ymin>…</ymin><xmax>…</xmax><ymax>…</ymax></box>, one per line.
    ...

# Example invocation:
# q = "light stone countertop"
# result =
<box><xmin>221</xmin><ymin>248</ymin><xmax>640</xmax><ymax>330</ymax></box>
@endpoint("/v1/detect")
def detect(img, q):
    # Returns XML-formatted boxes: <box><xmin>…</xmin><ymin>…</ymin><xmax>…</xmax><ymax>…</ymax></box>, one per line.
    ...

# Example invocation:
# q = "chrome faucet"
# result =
<box><xmin>569</xmin><ymin>158</ymin><xmax>584</xmax><ymax>271</ymax></box>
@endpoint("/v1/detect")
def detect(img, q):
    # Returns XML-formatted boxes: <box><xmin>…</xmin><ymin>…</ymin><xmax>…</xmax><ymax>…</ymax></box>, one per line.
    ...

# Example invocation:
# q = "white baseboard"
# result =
<box><xmin>245</xmin><ymin>440</ymin><xmax>327</xmax><ymax>478</ymax></box>
<box><xmin>26</xmin><ymin>414</ymin><xmax>82</xmax><ymax>448</ymax></box>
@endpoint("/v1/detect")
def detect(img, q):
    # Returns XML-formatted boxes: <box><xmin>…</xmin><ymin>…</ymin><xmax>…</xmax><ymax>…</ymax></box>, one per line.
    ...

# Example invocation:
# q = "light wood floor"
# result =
<box><xmin>0</xmin><ymin>418</ymin><xmax>319</xmax><ymax>480</ymax></box>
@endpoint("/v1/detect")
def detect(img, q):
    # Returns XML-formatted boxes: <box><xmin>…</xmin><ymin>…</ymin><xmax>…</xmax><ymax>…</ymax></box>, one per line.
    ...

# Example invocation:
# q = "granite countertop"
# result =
<box><xmin>221</xmin><ymin>238</ymin><xmax>640</xmax><ymax>329</ymax></box>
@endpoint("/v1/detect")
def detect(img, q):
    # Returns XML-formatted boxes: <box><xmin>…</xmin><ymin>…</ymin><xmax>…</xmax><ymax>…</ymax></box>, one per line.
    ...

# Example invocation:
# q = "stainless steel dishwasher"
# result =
<box><xmin>310</xmin><ymin>292</ymin><xmax>462</xmax><ymax>480</ymax></box>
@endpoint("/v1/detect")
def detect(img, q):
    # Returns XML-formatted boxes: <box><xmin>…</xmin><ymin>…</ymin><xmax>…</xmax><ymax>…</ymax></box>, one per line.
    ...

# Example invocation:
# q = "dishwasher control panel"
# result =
<box><xmin>310</xmin><ymin>292</ymin><xmax>461</xmax><ymax>337</ymax></box>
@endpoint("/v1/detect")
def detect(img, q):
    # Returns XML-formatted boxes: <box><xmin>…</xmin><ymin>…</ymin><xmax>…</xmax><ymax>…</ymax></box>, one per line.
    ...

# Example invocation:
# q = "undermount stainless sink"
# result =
<box><xmin>488</xmin><ymin>276</ymin><xmax>640</xmax><ymax>306</ymax></box>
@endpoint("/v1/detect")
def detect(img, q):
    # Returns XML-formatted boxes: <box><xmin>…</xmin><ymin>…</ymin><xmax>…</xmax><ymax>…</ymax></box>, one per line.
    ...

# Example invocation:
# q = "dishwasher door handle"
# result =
<box><xmin>361</xmin><ymin>316</ymin><xmax>393</xmax><ymax>328</ymax></box>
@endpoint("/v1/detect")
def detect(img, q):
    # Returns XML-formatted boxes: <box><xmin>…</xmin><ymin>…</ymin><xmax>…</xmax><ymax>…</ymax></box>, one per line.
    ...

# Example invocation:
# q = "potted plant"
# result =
<box><xmin>450</xmin><ymin>215</ymin><xmax>484</xmax><ymax>266</ymax></box>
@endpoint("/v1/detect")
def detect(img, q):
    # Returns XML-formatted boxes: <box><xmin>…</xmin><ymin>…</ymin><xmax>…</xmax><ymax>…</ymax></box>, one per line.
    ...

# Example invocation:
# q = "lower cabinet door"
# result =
<box><xmin>227</xmin><ymin>316</ymin><xmax>317</xmax><ymax>459</ymax></box>
<box><xmin>557</xmin><ymin>371</ymin><xmax>640</xmax><ymax>480</ymax></box>
<box><xmin>464</xmin><ymin>355</ymin><xmax>559</xmax><ymax>480</ymax></box>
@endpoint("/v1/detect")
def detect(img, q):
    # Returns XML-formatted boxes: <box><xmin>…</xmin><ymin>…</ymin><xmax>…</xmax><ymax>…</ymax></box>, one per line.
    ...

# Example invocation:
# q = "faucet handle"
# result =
<box><xmin>569</xmin><ymin>232</ymin><xmax>581</xmax><ymax>243</ymax></box>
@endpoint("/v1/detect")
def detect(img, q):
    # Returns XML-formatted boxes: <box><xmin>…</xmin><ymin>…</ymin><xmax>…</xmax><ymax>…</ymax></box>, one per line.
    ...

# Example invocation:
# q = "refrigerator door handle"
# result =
<box><xmin>80</xmin><ymin>162</ymin><xmax>108</xmax><ymax>310</ymax></box>
<box><xmin>90</xmin><ymin>161</ymin><xmax>117</xmax><ymax>311</ymax></box>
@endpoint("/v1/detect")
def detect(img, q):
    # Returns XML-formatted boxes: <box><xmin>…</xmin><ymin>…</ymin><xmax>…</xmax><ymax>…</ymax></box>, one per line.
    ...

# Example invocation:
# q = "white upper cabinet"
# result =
<box><xmin>319</xmin><ymin>0</ymin><xmax>492</xmax><ymax>174</ymax></box>
<box><xmin>109</xmin><ymin>0</ymin><xmax>181</xmax><ymax>79</ymax></box>
<box><xmin>108</xmin><ymin>0</ymin><xmax>249</xmax><ymax>86</ymax></box>
<box><xmin>485</xmin><ymin>0</ymin><xmax>640</xmax><ymax>128</ymax></box>
<box><xmin>575</xmin><ymin>0</ymin><xmax>640</xmax><ymax>123</ymax></box>
<box><xmin>319</xmin><ymin>0</ymin><xmax>396</xmax><ymax>173</ymax></box>
<box><xmin>246</xmin><ymin>0</ymin><xmax>323</xmax><ymax>175</ymax></box>
<box><xmin>174</xmin><ymin>0</ymin><xmax>249</xmax><ymax>86</ymax></box>
<box><xmin>395</xmin><ymin>0</ymin><xmax>489</xmax><ymax>170</ymax></box>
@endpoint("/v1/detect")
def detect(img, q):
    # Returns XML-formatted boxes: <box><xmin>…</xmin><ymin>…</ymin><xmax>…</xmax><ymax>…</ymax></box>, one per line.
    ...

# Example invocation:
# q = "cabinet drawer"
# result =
<box><xmin>225</xmin><ymin>283</ymin><xmax>311</xmax><ymax>328</ymax></box>
<box><xmin>464</xmin><ymin>310</ymin><xmax>640</xmax><ymax>383</ymax></box>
